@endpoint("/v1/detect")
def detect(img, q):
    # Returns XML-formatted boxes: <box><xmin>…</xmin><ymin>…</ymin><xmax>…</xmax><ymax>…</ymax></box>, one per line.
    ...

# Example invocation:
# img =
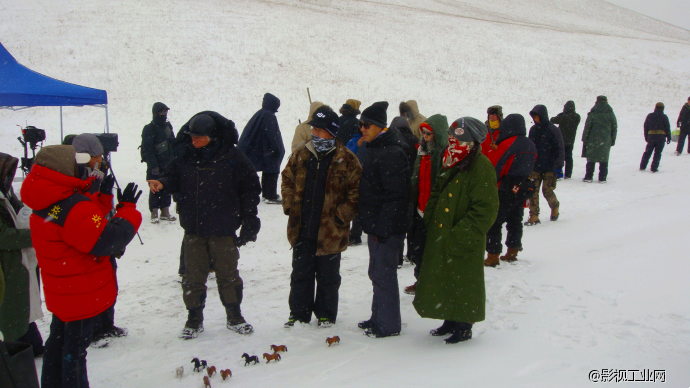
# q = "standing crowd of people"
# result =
<box><xmin>1</xmin><ymin>94</ymin><xmax>688</xmax><ymax>387</ymax></box>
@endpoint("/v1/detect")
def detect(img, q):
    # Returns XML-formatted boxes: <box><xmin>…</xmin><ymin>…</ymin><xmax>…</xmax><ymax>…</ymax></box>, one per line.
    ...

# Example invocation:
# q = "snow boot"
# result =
<box><xmin>317</xmin><ymin>317</ymin><xmax>335</xmax><ymax>328</ymax></box>
<box><xmin>404</xmin><ymin>282</ymin><xmax>417</xmax><ymax>295</ymax></box>
<box><xmin>160</xmin><ymin>207</ymin><xmax>177</xmax><ymax>221</ymax></box>
<box><xmin>284</xmin><ymin>315</ymin><xmax>309</xmax><ymax>328</ymax></box>
<box><xmin>180</xmin><ymin>308</ymin><xmax>204</xmax><ymax>339</ymax></box>
<box><xmin>582</xmin><ymin>177</ymin><xmax>593</xmax><ymax>183</ymax></box>
<box><xmin>500</xmin><ymin>248</ymin><xmax>520</xmax><ymax>263</ymax></box>
<box><xmin>225</xmin><ymin>304</ymin><xmax>253</xmax><ymax>334</ymax></box>
<box><xmin>444</xmin><ymin>322</ymin><xmax>473</xmax><ymax>344</ymax></box>
<box><xmin>550</xmin><ymin>207</ymin><xmax>559</xmax><ymax>221</ymax></box>
<box><xmin>263</xmin><ymin>196</ymin><xmax>282</xmax><ymax>205</ymax></box>
<box><xmin>524</xmin><ymin>215</ymin><xmax>541</xmax><ymax>226</ymax></box>
<box><xmin>358</xmin><ymin>319</ymin><xmax>375</xmax><ymax>330</ymax></box>
<box><xmin>150</xmin><ymin>209</ymin><xmax>159</xmax><ymax>224</ymax></box>
<box><xmin>430</xmin><ymin>320</ymin><xmax>455</xmax><ymax>337</ymax></box>
<box><xmin>364</xmin><ymin>326</ymin><xmax>399</xmax><ymax>338</ymax></box>
<box><xmin>484</xmin><ymin>253</ymin><xmax>500</xmax><ymax>267</ymax></box>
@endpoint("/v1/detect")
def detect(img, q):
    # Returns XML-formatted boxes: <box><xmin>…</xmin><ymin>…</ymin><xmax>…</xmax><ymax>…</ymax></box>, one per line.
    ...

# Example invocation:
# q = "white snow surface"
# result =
<box><xmin>2</xmin><ymin>0</ymin><xmax>690</xmax><ymax>387</ymax></box>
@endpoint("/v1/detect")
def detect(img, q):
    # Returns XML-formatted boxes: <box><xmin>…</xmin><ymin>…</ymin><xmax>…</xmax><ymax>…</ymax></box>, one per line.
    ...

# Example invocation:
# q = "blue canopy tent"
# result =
<box><xmin>0</xmin><ymin>41</ymin><xmax>109</xmax><ymax>140</ymax></box>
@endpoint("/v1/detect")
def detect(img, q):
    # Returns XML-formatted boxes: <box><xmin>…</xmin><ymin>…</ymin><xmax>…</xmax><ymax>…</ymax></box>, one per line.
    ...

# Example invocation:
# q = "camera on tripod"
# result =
<box><xmin>63</xmin><ymin>133</ymin><xmax>119</xmax><ymax>154</ymax></box>
<box><xmin>17</xmin><ymin>125</ymin><xmax>47</xmax><ymax>175</ymax></box>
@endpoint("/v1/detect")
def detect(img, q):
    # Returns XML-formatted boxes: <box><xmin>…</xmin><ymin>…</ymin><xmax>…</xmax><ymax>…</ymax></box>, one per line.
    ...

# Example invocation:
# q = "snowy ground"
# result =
<box><xmin>2</xmin><ymin>0</ymin><xmax>690</xmax><ymax>387</ymax></box>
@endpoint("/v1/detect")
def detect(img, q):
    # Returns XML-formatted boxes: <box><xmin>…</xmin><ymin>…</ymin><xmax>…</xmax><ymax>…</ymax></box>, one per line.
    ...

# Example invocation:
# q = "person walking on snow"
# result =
<box><xmin>640</xmin><ymin>102</ymin><xmax>672</xmax><ymax>172</ymax></box>
<box><xmin>550</xmin><ymin>101</ymin><xmax>581</xmax><ymax>179</ymax></box>
<box><xmin>582</xmin><ymin>96</ymin><xmax>617</xmax><ymax>183</ymax></box>
<box><xmin>238</xmin><ymin>93</ymin><xmax>284</xmax><ymax>204</ymax></box>
<box><xmin>141</xmin><ymin>102</ymin><xmax>177</xmax><ymax>223</ymax></box>
<box><xmin>413</xmin><ymin>117</ymin><xmax>499</xmax><ymax>344</ymax></box>
<box><xmin>484</xmin><ymin>114</ymin><xmax>537</xmax><ymax>267</ymax></box>
<box><xmin>675</xmin><ymin>96</ymin><xmax>690</xmax><ymax>155</ymax></box>
<box><xmin>525</xmin><ymin>105</ymin><xmax>564</xmax><ymax>226</ymax></box>
<box><xmin>357</xmin><ymin>101</ymin><xmax>411</xmax><ymax>338</ymax></box>
<box><xmin>403</xmin><ymin>114</ymin><xmax>448</xmax><ymax>295</ymax></box>
<box><xmin>148</xmin><ymin>112</ymin><xmax>261</xmax><ymax>339</ymax></box>
<box><xmin>281</xmin><ymin>105</ymin><xmax>362</xmax><ymax>329</ymax></box>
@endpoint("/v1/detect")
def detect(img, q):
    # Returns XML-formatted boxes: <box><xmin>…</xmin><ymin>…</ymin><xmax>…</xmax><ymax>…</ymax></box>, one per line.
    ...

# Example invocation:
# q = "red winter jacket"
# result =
<box><xmin>20</xmin><ymin>165</ymin><xmax>142</xmax><ymax>322</ymax></box>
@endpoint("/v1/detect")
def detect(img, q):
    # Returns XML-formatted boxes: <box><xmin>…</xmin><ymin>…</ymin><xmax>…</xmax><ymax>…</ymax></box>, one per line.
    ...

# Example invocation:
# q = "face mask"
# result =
<box><xmin>489</xmin><ymin>119</ymin><xmax>500</xmax><ymax>130</ymax></box>
<box><xmin>154</xmin><ymin>114</ymin><xmax>167</xmax><ymax>124</ymax></box>
<box><xmin>312</xmin><ymin>135</ymin><xmax>335</xmax><ymax>153</ymax></box>
<box><xmin>443</xmin><ymin>136</ymin><xmax>475</xmax><ymax>168</ymax></box>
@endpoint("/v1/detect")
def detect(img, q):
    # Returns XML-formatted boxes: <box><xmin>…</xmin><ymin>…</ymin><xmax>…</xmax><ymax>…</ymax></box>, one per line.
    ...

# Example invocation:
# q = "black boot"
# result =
<box><xmin>444</xmin><ymin>322</ymin><xmax>473</xmax><ymax>344</ymax></box>
<box><xmin>430</xmin><ymin>320</ymin><xmax>454</xmax><ymax>336</ymax></box>
<box><xmin>225</xmin><ymin>304</ymin><xmax>254</xmax><ymax>335</ymax></box>
<box><xmin>180</xmin><ymin>308</ymin><xmax>204</xmax><ymax>339</ymax></box>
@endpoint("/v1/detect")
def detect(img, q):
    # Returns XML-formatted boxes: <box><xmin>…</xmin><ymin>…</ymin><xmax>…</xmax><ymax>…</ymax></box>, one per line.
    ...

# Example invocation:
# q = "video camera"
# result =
<box><xmin>63</xmin><ymin>133</ymin><xmax>119</xmax><ymax>154</ymax></box>
<box><xmin>17</xmin><ymin>125</ymin><xmax>46</xmax><ymax>175</ymax></box>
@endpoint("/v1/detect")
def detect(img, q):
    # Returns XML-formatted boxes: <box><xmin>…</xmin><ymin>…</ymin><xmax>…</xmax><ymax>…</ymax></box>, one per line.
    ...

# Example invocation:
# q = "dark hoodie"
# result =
<box><xmin>389</xmin><ymin>116</ymin><xmax>419</xmax><ymax>172</ymax></box>
<box><xmin>528</xmin><ymin>105</ymin><xmax>565</xmax><ymax>173</ymax></box>
<box><xmin>358</xmin><ymin>128</ymin><xmax>412</xmax><ymax>239</ymax></box>
<box><xmin>550</xmin><ymin>101</ymin><xmax>581</xmax><ymax>146</ymax></box>
<box><xmin>238</xmin><ymin>93</ymin><xmax>285</xmax><ymax>173</ymax></box>
<box><xmin>493</xmin><ymin>114</ymin><xmax>537</xmax><ymax>191</ymax></box>
<box><xmin>141</xmin><ymin>102</ymin><xmax>175</xmax><ymax>172</ymax></box>
<box><xmin>644</xmin><ymin>106</ymin><xmax>671</xmax><ymax>143</ymax></box>
<box><xmin>337</xmin><ymin>103</ymin><xmax>360</xmax><ymax>145</ymax></box>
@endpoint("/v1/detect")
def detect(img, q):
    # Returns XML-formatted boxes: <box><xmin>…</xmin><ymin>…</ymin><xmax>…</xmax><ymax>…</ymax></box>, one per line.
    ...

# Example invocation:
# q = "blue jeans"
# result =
<box><xmin>41</xmin><ymin>315</ymin><xmax>95</xmax><ymax>388</ymax></box>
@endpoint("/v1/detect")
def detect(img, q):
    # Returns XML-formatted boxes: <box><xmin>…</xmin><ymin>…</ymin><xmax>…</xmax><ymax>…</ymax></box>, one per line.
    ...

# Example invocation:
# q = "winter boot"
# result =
<box><xmin>404</xmin><ymin>282</ymin><xmax>417</xmax><ymax>295</ymax></box>
<box><xmin>225</xmin><ymin>304</ymin><xmax>253</xmax><ymax>334</ymax></box>
<box><xmin>500</xmin><ymin>248</ymin><xmax>520</xmax><ymax>263</ymax></box>
<box><xmin>317</xmin><ymin>317</ymin><xmax>335</xmax><ymax>328</ymax></box>
<box><xmin>284</xmin><ymin>315</ymin><xmax>310</xmax><ymax>328</ymax></box>
<box><xmin>582</xmin><ymin>177</ymin><xmax>593</xmax><ymax>183</ymax></box>
<box><xmin>445</xmin><ymin>322</ymin><xmax>473</xmax><ymax>344</ymax></box>
<box><xmin>484</xmin><ymin>253</ymin><xmax>500</xmax><ymax>267</ymax></box>
<box><xmin>348</xmin><ymin>235</ymin><xmax>362</xmax><ymax>246</ymax></box>
<box><xmin>150</xmin><ymin>209</ymin><xmax>159</xmax><ymax>224</ymax></box>
<box><xmin>524</xmin><ymin>215</ymin><xmax>541</xmax><ymax>226</ymax></box>
<box><xmin>263</xmin><ymin>196</ymin><xmax>282</xmax><ymax>205</ymax></box>
<box><xmin>358</xmin><ymin>319</ymin><xmax>375</xmax><ymax>330</ymax></box>
<box><xmin>550</xmin><ymin>207</ymin><xmax>559</xmax><ymax>222</ymax></box>
<box><xmin>160</xmin><ymin>207</ymin><xmax>177</xmax><ymax>221</ymax></box>
<box><xmin>430</xmin><ymin>320</ymin><xmax>455</xmax><ymax>336</ymax></box>
<box><xmin>180</xmin><ymin>308</ymin><xmax>204</xmax><ymax>339</ymax></box>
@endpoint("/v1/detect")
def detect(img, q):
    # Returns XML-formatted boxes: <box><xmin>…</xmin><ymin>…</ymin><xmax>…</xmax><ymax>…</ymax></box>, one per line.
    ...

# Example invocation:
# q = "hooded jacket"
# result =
<box><xmin>644</xmin><ymin>107</ymin><xmax>671</xmax><ymax>143</ymax></box>
<box><xmin>582</xmin><ymin>100</ymin><xmax>617</xmax><ymax>163</ymax></box>
<box><xmin>481</xmin><ymin>105</ymin><xmax>503</xmax><ymax>157</ymax></box>
<box><xmin>336</xmin><ymin>103</ymin><xmax>361</xmax><ymax>145</ymax></box>
<box><xmin>528</xmin><ymin>105</ymin><xmax>565</xmax><ymax>172</ymax></box>
<box><xmin>20</xmin><ymin>146</ymin><xmax>142</xmax><ymax>322</ymax></box>
<box><xmin>389</xmin><ymin>116</ymin><xmax>420</xmax><ymax>172</ymax></box>
<box><xmin>550</xmin><ymin>101</ymin><xmax>581</xmax><ymax>146</ymax></box>
<box><xmin>238</xmin><ymin>93</ymin><xmax>285</xmax><ymax>174</ymax></box>
<box><xmin>141</xmin><ymin>103</ymin><xmax>175</xmax><ymax>172</ymax></box>
<box><xmin>401</xmin><ymin>100</ymin><xmax>427</xmax><ymax>140</ymax></box>
<box><xmin>358</xmin><ymin>129</ymin><xmax>412</xmax><ymax>239</ymax></box>
<box><xmin>161</xmin><ymin>112</ymin><xmax>261</xmax><ymax>239</ymax></box>
<box><xmin>292</xmin><ymin>101</ymin><xmax>324</xmax><ymax>152</ymax></box>
<box><xmin>411</xmin><ymin>114</ymin><xmax>448</xmax><ymax>213</ymax></box>
<box><xmin>677</xmin><ymin>103</ymin><xmax>690</xmax><ymax>130</ymax></box>
<box><xmin>490</xmin><ymin>114</ymin><xmax>537</xmax><ymax>192</ymax></box>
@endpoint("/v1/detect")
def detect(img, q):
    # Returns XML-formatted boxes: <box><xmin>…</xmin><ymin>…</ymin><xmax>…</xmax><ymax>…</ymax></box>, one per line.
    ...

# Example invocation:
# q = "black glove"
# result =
<box><xmin>117</xmin><ymin>182</ymin><xmax>142</xmax><ymax>205</ymax></box>
<box><xmin>100</xmin><ymin>175</ymin><xmax>115</xmax><ymax>195</ymax></box>
<box><xmin>236</xmin><ymin>217</ymin><xmax>261</xmax><ymax>247</ymax></box>
<box><xmin>611</xmin><ymin>141</ymin><xmax>615</xmax><ymax>147</ymax></box>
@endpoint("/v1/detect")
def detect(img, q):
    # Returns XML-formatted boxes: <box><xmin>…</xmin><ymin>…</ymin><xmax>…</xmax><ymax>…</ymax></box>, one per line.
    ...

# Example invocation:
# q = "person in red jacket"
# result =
<box><xmin>480</xmin><ymin>105</ymin><xmax>503</xmax><ymax>158</ymax></box>
<box><xmin>20</xmin><ymin>145</ymin><xmax>142</xmax><ymax>388</ymax></box>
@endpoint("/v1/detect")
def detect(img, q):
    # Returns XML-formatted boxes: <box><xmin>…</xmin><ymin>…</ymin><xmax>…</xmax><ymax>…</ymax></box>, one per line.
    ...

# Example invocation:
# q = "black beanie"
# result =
<box><xmin>189</xmin><ymin>114</ymin><xmax>218</xmax><ymax>137</ymax></box>
<box><xmin>361</xmin><ymin>101</ymin><xmax>389</xmax><ymax>128</ymax></box>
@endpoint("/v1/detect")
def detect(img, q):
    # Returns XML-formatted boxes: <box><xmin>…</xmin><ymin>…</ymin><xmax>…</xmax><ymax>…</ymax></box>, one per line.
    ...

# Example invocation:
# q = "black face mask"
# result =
<box><xmin>153</xmin><ymin>114</ymin><xmax>167</xmax><ymax>125</ymax></box>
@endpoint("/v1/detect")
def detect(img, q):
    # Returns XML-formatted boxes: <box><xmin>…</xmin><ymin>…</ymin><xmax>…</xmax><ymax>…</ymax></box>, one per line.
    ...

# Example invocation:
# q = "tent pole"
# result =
<box><xmin>60</xmin><ymin>106</ymin><xmax>64</xmax><ymax>142</ymax></box>
<box><xmin>105</xmin><ymin>104</ymin><xmax>110</xmax><ymax>134</ymax></box>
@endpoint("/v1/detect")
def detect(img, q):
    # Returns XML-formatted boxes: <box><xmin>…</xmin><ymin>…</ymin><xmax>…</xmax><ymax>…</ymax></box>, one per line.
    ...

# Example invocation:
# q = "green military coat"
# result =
<box><xmin>582</xmin><ymin>101</ymin><xmax>617</xmax><ymax>163</ymax></box>
<box><xmin>413</xmin><ymin>150</ymin><xmax>499</xmax><ymax>323</ymax></box>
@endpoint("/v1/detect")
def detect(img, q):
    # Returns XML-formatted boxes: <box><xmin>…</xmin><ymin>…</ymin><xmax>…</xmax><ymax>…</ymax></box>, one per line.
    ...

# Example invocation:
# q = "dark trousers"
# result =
<box><xmin>350</xmin><ymin>215</ymin><xmax>363</xmax><ymax>239</ymax></box>
<box><xmin>585</xmin><ymin>161</ymin><xmax>608</xmax><ymax>181</ymax></box>
<box><xmin>41</xmin><ymin>315</ymin><xmax>95</xmax><ymax>388</ymax></box>
<box><xmin>641</xmin><ymin>141</ymin><xmax>665</xmax><ymax>171</ymax></box>
<box><xmin>367</xmin><ymin>234</ymin><xmax>403</xmax><ymax>336</ymax></box>
<box><xmin>182</xmin><ymin>234</ymin><xmax>243</xmax><ymax>310</ymax></box>
<box><xmin>564</xmin><ymin>144</ymin><xmax>574</xmax><ymax>178</ymax></box>
<box><xmin>147</xmin><ymin>171</ymin><xmax>172</xmax><ymax>211</ymax></box>
<box><xmin>677</xmin><ymin>127</ymin><xmax>690</xmax><ymax>154</ymax></box>
<box><xmin>92</xmin><ymin>258</ymin><xmax>117</xmax><ymax>338</ymax></box>
<box><xmin>486</xmin><ymin>191</ymin><xmax>525</xmax><ymax>254</ymax></box>
<box><xmin>407</xmin><ymin>212</ymin><xmax>427</xmax><ymax>279</ymax></box>
<box><xmin>261</xmin><ymin>172</ymin><xmax>279</xmax><ymax>200</ymax></box>
<box><xmin>17</xmin><ymin>322</ymin><xmax>44</xmax><ymax>357</ymax></box>
<box><xmin>288</xmin><ymin>238</ymin><xmax>342</xmax><ymax>322</ymax></box>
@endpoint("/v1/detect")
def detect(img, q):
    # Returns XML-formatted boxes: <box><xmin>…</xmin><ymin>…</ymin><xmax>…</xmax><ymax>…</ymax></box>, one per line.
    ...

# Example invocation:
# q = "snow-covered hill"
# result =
<box><xmin>1</xmin><ymin>0</ymin><xmax>689</xmax><ymax>387</ymax></box>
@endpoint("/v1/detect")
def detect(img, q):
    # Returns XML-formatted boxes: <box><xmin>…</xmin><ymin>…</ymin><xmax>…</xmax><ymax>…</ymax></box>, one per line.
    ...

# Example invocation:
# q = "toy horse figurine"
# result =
<box><xmin>263</xmin><ymin>352</ymin><xmax>282</xmax><ymax>363</ymax></box>
<box><xmin>242</xmin><ymin>353</ymin><xmax>260</xmax><ymax>366</ymax></box>
<box><xmin>191</xmin><ymin>358</ymin><xmax>202</xmax><ymax>372</ymax></box>
<box><xmin>270</xmin><ymin>344</ymin><xmax>288</xmax><ymax>352</ymax></box>
<box><xmin>220</xmin><ymin>369</ymin><xmax>232</xmax><ymax>380</ymax></box>
<box><xmin>206</xmin><ymin>366</ymin><xmax>216</xmax><ymax>377</ymax></box>
<box><xmin>326</xmin><ymin>336</ymin><xmax>340</xmax><ymax>346</ymax></box>
<box><xmin>203</xmin><ymin>375</ymin><xmax>212</xmax><ymax>388</ymax></box>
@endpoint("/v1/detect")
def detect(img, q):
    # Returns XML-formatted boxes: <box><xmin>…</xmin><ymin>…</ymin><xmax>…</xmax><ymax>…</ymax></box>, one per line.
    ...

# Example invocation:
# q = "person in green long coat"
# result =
<box><xmin>413</xmin><ymin>117</ymin><xmax>499</xmax><ymax>344</ymax></box>
<box><xmin>582</xmin><ymin>96</ymin><xmax>617</xmax><ymax>183</ymax></box>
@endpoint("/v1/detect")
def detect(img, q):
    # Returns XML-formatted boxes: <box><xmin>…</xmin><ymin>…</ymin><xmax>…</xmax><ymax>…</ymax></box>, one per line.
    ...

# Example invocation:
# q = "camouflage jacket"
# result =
<box><xmin>281</xmin><ymin>140</ymin><xmax>362</xmax><ymax>255</ymax></box>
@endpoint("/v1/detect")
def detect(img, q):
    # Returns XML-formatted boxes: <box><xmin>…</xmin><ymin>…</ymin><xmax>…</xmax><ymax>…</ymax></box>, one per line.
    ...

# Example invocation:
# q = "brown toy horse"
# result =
<box><xmin>263</xmin><ymin>352</ymin><xmax>282</xmax><ymax>363</ymax></box>
<box><xmin>203</xmin><ymin>375</ymin><xmax>211</xmax><ymax>388</ymax></box>
<box><xmin>326</xmin><ymin>336</ymin><xmax>340</xmax><ymax>346</ymax></box>
<box><xmin>206</xmin><ymin>366</ymin><xmax>216</xmax><ymax>377</ymax></box>
<box><xmin>270</xmin><ymin>344</ymin><xmax>288</xmax><ymax>352</ymax></box>
<box><xmin>220</xmin><ymin>369</ymin><xmax>232</xmax><ymax>380</ymax></box>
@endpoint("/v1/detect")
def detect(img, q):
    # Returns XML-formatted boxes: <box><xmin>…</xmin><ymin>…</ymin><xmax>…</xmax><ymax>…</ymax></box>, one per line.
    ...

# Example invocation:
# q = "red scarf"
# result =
<box><xmin>443</xmin><ymin>136</ymin><xmax>473</xmax><ymax>168</ymax></box>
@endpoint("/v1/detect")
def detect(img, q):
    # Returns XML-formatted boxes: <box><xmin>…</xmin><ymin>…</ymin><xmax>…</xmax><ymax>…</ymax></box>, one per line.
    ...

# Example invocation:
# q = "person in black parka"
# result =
<box><xmin>238</xmin><ymin>93</ymin><xmax>285</xmax><ymax>203</ymax></box>
<box><xmin>148</xmin><ymin>111</ymin><xmax>261</xmax><ymax>339</ymax></box>
<box><xmin>550</xmin><ymin>101</ymin><xmax>581</xmax><ymax>179</ymax></box>
<box><xmin>640</xmin><ymin>102</ymin><xmax>672</xmax><ymax>172</ymax></box>
<box><xmin>484</xmin><ymin>114</ymin><xmax>537</xmax><ymax>267</ymax></box>
<box><xmin>676</xmin><ymin>96</ymin><xmax>690</xmax><ymax>155</ymax></box>
<box><xmin>337</xmin><ymin>99</ymin><xmax>361</xmax><ymax>145</ymax></box>
<box><xmin>141</xmin><ymin>102</ymin><xmax>177</xmax><ymax>223</ymax></box>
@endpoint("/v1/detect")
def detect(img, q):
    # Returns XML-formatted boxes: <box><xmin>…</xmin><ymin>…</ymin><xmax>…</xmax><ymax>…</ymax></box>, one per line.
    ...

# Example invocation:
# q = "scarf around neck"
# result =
<box><xmin>443</xmin><ymin>136</ymin><xmax>474</xmax><ymax>168</ymax></box>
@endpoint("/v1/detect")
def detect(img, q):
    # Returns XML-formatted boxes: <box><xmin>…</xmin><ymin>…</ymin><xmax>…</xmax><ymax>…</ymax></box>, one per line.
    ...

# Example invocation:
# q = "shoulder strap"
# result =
<box><xmin>33</xmin><ymin>193</ymin><xmax>90</xmax><ymax>227</ymax></box>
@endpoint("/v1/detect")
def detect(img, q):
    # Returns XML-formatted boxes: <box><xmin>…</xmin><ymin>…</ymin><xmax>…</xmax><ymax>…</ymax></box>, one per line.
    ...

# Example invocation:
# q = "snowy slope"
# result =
<box><xmin>2</xmin><ymin>0</ymin><xmax>690</xmax><ymax>387</ymax></box>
